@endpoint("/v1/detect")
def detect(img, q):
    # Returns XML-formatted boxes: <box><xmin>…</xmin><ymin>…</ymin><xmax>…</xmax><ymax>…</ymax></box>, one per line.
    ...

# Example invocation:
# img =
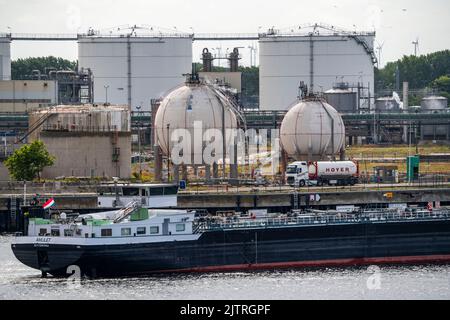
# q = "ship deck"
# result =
<box><xmin>195</xmin><ymin>209</ymin><xmax>450</xmax><ymax>232</ymax></box>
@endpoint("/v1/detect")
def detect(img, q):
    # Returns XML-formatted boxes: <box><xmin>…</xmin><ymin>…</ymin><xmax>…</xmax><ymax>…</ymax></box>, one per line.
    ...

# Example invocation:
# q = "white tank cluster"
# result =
<box><xmin>280</xmin><ymin>98</ymin><xmax>345</xmax><ymax>160</ymax></box>
<box><xmin>154</xmin><ymin>82</ymin><xmax>239</xmax><ymax>162</ymax></box>
<box><xmin>0</xmin><ymin>36</ymin><xmax>11</xmax><ymax>80</ymax></box>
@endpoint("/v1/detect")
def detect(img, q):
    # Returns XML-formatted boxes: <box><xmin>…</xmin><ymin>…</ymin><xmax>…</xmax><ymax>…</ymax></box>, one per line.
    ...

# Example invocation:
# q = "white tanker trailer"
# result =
<box><xmin>285</xmin><ymin>161</ymin><xmax>359</xmax><ymax>187</ymax></box>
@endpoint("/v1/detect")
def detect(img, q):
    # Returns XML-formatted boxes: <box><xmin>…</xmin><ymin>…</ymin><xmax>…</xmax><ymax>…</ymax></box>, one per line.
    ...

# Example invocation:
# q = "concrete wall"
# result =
<box><xmin>28</xmin><ymin>104</ymin><xmax>131</xmax><ymax>141</ymax></box>
<box><xmin>178</xmin><ymin>188</ymin><xmax>450</xmax><ymax>210</ymax></box>
<box><xmin>40</xmin><ymin>132</ymin><xmax>131</xmax><ymax>179</ymax></box>
<box><xmin>0</xmin><ymin>80</ymin><xmax>57</xmax><ymax>113</ymax></box>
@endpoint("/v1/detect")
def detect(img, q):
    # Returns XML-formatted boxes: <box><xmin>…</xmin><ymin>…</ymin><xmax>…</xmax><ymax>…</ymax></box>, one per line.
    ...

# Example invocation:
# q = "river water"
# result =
<box><xmin>1</xmin><ymin>235</ymin><xmax>449</xmax><ymax>300</ymax></box>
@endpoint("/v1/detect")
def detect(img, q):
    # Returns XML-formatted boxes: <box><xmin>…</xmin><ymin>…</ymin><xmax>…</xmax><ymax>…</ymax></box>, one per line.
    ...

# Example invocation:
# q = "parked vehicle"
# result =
<box><xmin>286</xmin><ymin>161</ymin><xmax>359</xmax><ymax>187</ymax></box>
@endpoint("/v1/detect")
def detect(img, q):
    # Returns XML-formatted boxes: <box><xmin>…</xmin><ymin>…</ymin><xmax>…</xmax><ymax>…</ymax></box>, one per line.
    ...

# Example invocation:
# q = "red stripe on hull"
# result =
<box><xmin>155</xmin><ymin>254</ymin><xmax>450</xmax><ymax>273</ymax></box>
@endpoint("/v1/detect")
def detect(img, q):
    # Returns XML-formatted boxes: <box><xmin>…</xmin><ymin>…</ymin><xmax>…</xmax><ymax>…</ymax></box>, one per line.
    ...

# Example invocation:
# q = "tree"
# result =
<box><xmin>375</xmin><ymin>50</ymin><xmax>450</xmax><ymax>90</ymax></box>
<box><xmin>4</xmin><ymin>140</ymin><xmax>55</xmax><ymax>181</ymax></box>
<box><xmin>432</xmin><ymin>75</ymin><xmax>450</xmax><ymax>92</ymax></box>
<box><xmin>11</xmin><ymin>56</ymin><xmax>77</xmax><ymax>80</ymax></box>
<box><xmin>432</xmin><ymin>76</ymin><xmax>450</xmax><ymax>106</ymax></box>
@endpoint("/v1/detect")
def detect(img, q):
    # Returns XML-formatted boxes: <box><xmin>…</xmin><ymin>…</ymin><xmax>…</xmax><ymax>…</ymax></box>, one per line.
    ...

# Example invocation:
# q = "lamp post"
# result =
<box><xmin>3</xmin><ymin>132</ymin><xmax>7</xmax><ymax>157</ymax></box>
<box><xmin>104</xmin><ymin>85</ymin><xmax>109</xmax><ymax>104</ymax></box>
<box><xmin>136</xmin><ymin>105</ymin><xmax>142</xmax><ymax>180</ymax></box>
<box><xmin>23</xmin><ymin>180</ymin><xmax>27</xmax><ymax>207</ymax></box>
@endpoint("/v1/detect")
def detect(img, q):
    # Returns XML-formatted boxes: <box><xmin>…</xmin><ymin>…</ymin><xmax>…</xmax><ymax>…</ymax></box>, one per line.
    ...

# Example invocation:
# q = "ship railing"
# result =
<box><xmin>194</xmin><ymin>209</ymin><xmax>450</xmax><ymax>231</ymax></box>
<box><xmin>192</xmin><ymin>223</ymin><xmax>201</xmax><ymax>234</ymax></box>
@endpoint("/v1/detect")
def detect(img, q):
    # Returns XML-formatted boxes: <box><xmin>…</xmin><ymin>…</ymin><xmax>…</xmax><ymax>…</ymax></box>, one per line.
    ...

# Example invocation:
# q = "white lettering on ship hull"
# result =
<box><xmin>14</xmin><ymin>234</ymin><xmax>202</xmax><ymax>247</ymax></box>
<box><xmin>33</xmin><ymin>244</ymin><xmax>49</xmax><ymax>248</ymax></box>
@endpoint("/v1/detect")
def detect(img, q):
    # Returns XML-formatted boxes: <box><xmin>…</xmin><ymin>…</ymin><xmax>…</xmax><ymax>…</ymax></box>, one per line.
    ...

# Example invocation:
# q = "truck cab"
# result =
<box><xmin>285</xmin><ymin>161</ymin><xmax>308</xmax><ymax>187</ymax></box>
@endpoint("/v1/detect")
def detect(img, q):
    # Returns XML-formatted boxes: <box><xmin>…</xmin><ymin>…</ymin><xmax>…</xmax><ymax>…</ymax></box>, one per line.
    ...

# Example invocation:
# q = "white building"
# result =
<box><xmin>0</xmin><ymin>80</ymin><xmax>57</xmax><ymax>113</ymax></box>
<box><xmin>259</xmin><ymin>25</ymin><xmax>376</xmax><ymax>111</ymax></box>
<box><xmin>78</xmin><ymin>28</ymin><xmax>193</xmax><ymax>111</ymax></box>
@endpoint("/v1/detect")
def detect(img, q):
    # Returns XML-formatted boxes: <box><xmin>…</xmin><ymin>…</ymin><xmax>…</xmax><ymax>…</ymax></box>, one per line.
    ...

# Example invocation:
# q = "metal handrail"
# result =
<box><xmin>113</xmin><ymin>200</ymin><xmax>141</xmax><ymax>223</ymax></box>
<box><xmin>195</xmin><ymin>209</ymin><xmax>450</xmax><ymax>231</ymax></box>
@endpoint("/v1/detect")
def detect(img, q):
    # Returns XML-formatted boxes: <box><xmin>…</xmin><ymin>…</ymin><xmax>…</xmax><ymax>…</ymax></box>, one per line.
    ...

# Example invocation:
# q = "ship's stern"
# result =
<box><xmin>11</xmin><ymin>236</ymin><xmax>84</xmax><ymax>277</ymax></box>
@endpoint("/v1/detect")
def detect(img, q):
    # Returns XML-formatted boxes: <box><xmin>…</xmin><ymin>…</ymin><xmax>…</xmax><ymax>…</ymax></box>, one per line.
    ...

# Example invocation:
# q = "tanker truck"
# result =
<box><xmin>285</xmin><ymin>161</ymin><xmax>359</xmax><ymax>187</ymax></box>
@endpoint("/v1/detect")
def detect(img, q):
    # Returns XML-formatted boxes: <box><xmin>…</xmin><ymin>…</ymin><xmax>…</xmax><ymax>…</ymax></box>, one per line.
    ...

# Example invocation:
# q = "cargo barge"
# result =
<box><xmin>11</xmin><ymin>202</ymin><xmax>450</xmax><ymax>277</ymax></box>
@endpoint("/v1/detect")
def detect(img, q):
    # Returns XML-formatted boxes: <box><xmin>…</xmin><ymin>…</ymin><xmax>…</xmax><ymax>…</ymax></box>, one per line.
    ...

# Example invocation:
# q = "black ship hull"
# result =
<box><xmin>12</xmin><ymin>219</ymin><xmax>450</xmax><ymax>277</ymax></box>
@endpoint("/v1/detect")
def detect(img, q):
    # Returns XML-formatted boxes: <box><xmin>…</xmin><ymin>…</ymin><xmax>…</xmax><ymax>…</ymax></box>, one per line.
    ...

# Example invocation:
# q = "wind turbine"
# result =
<box><xmin>412</xmin><ymin>38</ymin><xmax>419</xmax><ymax>56</ymax></box>
<box><xmin>248</xmin><ymin>43</ymin><xmax>257</xmax><ymax>67</ymax></box>
<box><xmin>376</xmin><ymin>41</ymin><xmax>385</xmax><ymax>67</ymax></box>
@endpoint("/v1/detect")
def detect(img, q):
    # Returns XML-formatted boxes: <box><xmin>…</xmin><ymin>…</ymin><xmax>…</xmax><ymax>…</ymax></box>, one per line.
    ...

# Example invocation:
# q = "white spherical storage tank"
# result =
<box><xmin>280</xmin><ymin>99</ymin><xmax>345</xmax><ymax>160</ymax></box>
<box><xmin>78</xmin><ymin>30</ymin><xmax>192</xmax><ymax>111</ymax></box>
<box><xmin>154</xmin><ymin>83</ymin><xmax>238</xmax><ymax>164</ymax></box>
<box><xmin>259</xmin><ymin>25</ymin><xmax>376</xmax><ymax>110</ymax></box>
<box><xmin>0</xmin><ymin>36</ymin><xmax>11</xmax><ymax>80</ymax></box>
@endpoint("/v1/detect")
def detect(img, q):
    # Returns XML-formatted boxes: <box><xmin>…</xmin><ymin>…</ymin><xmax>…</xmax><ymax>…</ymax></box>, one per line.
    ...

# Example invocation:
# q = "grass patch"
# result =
<box><xmin>347</xmin><ymin>143</ymin><xmax>450</xmax><ymax>158</ymax></box>
<box><xmin>358</xmin><ymin>161</ymin><xmax>450</xmax><ymax>174</ymax></box>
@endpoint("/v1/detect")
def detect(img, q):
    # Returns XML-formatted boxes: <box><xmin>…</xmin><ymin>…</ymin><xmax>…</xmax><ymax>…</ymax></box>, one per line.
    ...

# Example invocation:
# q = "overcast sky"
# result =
<box><xmin>1</xmin><ymin>0</ymin><xmax>449</xmax><ymax>67</ymax></box>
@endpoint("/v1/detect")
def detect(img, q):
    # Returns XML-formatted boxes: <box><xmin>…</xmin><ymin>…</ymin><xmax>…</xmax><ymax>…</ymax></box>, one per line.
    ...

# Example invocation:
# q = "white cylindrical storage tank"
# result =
<box><xmin>375</xmin><ymin>97</ymin><xmax>400</xmax><ymax>113</ymax></box>
<box><xmin>420</xmin><ymin>96</ymin><xmax>449</xmax><ymax>140</ymax></box>
<box><xmin>259</xmin><ymin>26</ymin><xmax>375</xmax><ymax>111</ymax></box>
<box><xmin>78</xmin><ymin>31</ymin><xmax>192</xmax><ymax>111</ymax></box>
<box><xmin>0</xmin><ymin>36</ymin><xmax>11</xmax><ymax>80</ymax></box>
<box><xmin>421</xmin><ymin>96</ymin><xmax>448</xmax><ymax>112</ymax></box>
<box><xmin>280</xmin><ymin>99</ymin><xmax>345</xmax><ymax>160</ymax></box>
<box><xmin>154</xmin><ymin>83</ymin><xmax>238</xmax><ymax>163</ymax></box>
<box><xmin>308</xmin><ymin>161</ymin><xmax>357</xmax><ymax>178</ymax></box>
<box><xmin>324</xmin><ymin>88</ymin><xmax>357</xmax><ymax>113</ymax></box>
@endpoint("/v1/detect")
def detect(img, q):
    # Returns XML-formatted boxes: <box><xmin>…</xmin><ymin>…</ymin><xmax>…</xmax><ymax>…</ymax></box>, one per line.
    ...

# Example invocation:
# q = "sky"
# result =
<box><xmin>0</xmin><ymin>0</ymin><xmax>449</xmax><ymax>67</ymax></box>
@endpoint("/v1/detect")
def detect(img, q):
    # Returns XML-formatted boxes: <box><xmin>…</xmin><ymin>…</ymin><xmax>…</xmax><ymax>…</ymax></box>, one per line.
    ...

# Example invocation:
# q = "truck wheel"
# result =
<box><xmin>317</xmin><ymin>180</ymin><xmax>323</xmax><ymax>186</ymax></box>
<box><xmin>299</xmin><ymin>180</ymin><xmax>305</xmax><ymax>187</ymax></box>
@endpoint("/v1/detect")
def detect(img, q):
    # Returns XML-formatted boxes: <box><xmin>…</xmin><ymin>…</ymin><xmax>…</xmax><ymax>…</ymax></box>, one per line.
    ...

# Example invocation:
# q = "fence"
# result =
<box><xmin>182</xmin><ymin>174</ymin><xmax>450</xmax><ymax>195</ymax></box>
<box><xmin>0</xmin><ymin>180</ymin><xmax>100</xmax><ymax>195</ymax></box>
<box><xmin>0</xmin><ymin>174</ymin><xmax>449</xmax><ymax>196</ymax></box>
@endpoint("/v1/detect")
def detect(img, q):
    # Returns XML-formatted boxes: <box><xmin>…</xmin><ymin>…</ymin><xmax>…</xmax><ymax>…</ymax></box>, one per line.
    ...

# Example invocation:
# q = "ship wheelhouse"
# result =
<box><xmin>97</xmin><ymin>183</ymin><xmax>179</xmax><ymax>208</ymax></box>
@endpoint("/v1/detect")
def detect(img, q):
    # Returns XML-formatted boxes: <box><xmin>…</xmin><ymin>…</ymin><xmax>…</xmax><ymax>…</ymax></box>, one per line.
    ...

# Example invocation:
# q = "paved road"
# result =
<box><xmin>181</xmin><ymin>182</ymin><xmax>450</xmax><ymax>194</ymax></box>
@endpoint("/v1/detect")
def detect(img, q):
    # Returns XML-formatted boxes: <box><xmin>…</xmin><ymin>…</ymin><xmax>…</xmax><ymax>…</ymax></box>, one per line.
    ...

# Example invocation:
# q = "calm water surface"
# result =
<box><xmin>1</xmin><ymin>235</ymin><xmax>449</xmax><ymax>300</ymax></box>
